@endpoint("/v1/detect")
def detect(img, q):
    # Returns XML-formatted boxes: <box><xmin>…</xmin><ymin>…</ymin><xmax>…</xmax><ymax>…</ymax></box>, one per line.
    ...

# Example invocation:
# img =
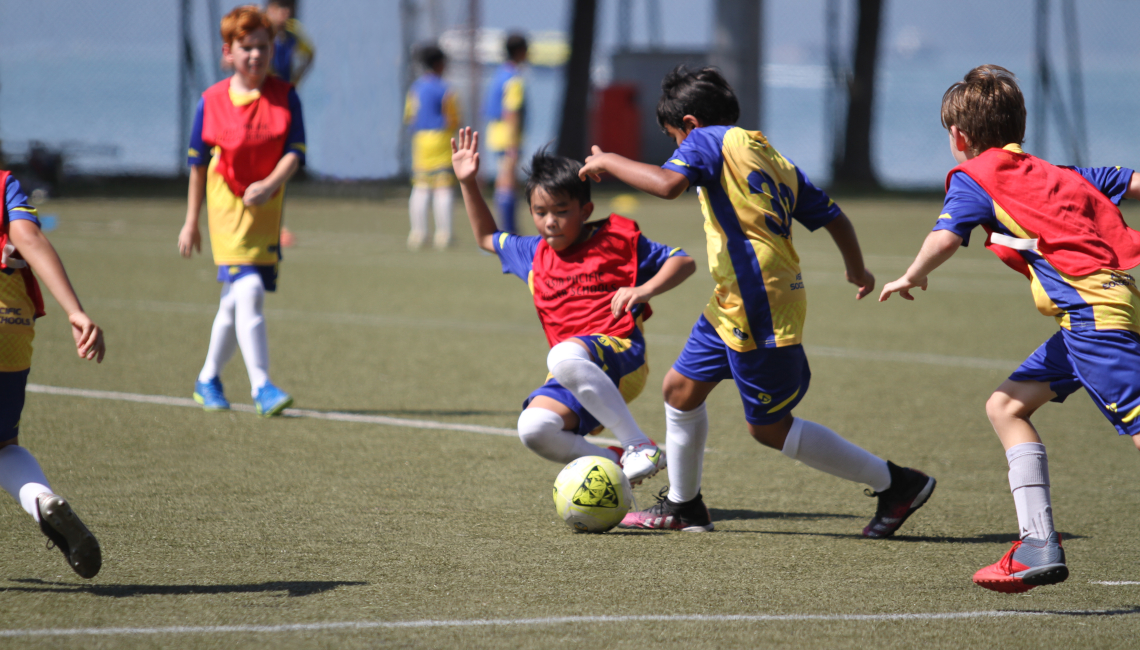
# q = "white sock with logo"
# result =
<box><xmin>781</xmin><ymin>417</ymin><xmax>891</xmax><ymax>492</ymax></box>
<box><xmin>665</xmin><ymin>402</ymin><xmax>708</xmax><ymax>504</ymax></box>
<box><xmin>198</xmin><ymin>281</ymin><xmax>239</xmax><ymax>382</ymax></box>
<box><xmin>547</xmin><ymin>341</ymin><xmax>653</xmax><ymax>449</ymax></box>
<box><xmin>1006</xmin><ymin>442</ymin><xmax>1054</xmax><ymax>540</ymax></box>
<box><xmin>517</xmin><ymin>408</ymin><xmax>618</xmax><ymax>463</ymax></box>
<box><xmin>230</xmin><ymin>273</ymin><xmax>271</xmax><ymax>396</ymax></box>
<box><xmin>0</xmin><ymin>445</ymin><xmax>52</xmax><ymax>521</ymax></box>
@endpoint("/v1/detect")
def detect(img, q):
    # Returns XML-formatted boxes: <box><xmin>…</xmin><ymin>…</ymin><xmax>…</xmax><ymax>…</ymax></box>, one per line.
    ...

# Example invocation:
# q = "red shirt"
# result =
<box><xmin>200</xmin><ymin>76</ymin><xmax>294</xmax><ymax>198</ymax></box>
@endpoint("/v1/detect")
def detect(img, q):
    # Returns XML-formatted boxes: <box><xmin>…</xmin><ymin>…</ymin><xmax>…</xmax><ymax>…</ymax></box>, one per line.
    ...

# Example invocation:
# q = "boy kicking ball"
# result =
<box><xmin>452</xmin><ymin>127</ymin><xmax>696</xmax><ymax>485</ymax></box>
<box><xmin>881</xmin><ymin>65</ymin><xmax>1140</xmax><ymax>592</ymax></box>
<box><xmin>0</xmin><ymin>170</ymin><xmax>105</xmax><ymax>578</ymax></box>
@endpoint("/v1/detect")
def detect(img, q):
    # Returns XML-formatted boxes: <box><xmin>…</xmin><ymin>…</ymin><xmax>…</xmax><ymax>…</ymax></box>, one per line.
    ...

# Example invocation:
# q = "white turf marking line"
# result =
<box><xmin>1092</xmin><ymin>581</ymin><xmax>1140</xmax><ymax>585</ymax></box>
<box><xmin>24</xmin><ymin>384</ymin><xmax>622</xmax><ymax>447</ymax></box>
<box><xmin>0</xmin><ymin>609</ymin><xmax>1134</xmax><ymax>638</ymax></box>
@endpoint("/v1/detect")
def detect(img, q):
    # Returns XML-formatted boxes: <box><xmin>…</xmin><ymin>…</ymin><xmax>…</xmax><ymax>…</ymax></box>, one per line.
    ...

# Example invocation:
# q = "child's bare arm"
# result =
<box><xmin>823</xmin><ymin>213</ymin><xmax>875</xmax><ymax>300</ymax></box>
<box><xmin>1125</xmin><ymin>171</ymin><xmax>1140</xmax><ymax>200</ymax></box>
<box><xmin>879</xmin><ymin>229</ymin><xmax>963</xmax><ymax>302</ymax></box>
<box><xmin>244</xmin><ymin>151</ymin><xmax>302</xmax><ymax>206</ymax></box>
<box><xmin>610</xmin><ymin>254</ymin><xmax>697</xmax><ymax>317</ymax></box>
<box><xmin>579</xmin><ymin>146</ymin><xmax>689</xmax><ymax>199</ymax></box>
<box><xmin>452</xmin><ymin>127</ymin><xmax>498</xmax><ymax>253</ymax></box>
<box><xmin>8</xmin><ymin>220</ymin><xmax>104</xmax><ymax>362</ymax></box>
<box><xmin>179</xmin><ymin>165</ymin><xmax>207</xmax><ymax>257</ymax></box>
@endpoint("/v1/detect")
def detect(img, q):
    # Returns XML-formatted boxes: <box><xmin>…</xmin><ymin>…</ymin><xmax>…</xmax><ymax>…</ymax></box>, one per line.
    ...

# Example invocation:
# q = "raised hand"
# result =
<box><xmin>451</xmin><ymin>127</ymin><xmax>480</xmax><ymax>183</ymax></box>
<box><xmin>578</xmin><ymin>145</ymin><xmax>607</xmax><ymax>182</ymax></box>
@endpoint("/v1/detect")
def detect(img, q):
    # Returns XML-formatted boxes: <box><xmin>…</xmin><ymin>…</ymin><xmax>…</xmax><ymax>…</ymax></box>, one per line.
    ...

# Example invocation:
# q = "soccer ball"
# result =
<box><xmin>552</xmin><ymin>455</ymin><xmax>632</xmax><ymax>533</ymax></box>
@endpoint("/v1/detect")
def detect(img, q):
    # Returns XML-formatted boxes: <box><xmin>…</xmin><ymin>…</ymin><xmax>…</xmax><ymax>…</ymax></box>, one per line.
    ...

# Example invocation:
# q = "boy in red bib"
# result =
<box><xmin>0</xmin><ymin>171</ymin><xmax>105</xmax><ymax>578</ymax></box>
<box><xmin>179</xmin><ymin>5</ymin><xmax>305</xmax><ymax>417</ymax></box>
<box><xmin>451</xmin><ymin>128</ymin><xmax>696</xmax><ymax>485</ymax></box>
<box><xmin>882</xmin><ymin>65</ymin><xmax>1140</xmax><ymax>593</ymax></box>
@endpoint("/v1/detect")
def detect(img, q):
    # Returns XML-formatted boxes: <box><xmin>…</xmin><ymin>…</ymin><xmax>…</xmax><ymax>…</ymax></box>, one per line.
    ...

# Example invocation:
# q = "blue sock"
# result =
<box><xmin>495</xmin><ymin>189</ymin><xmax>516</xmax><ymax>233</ymax></box>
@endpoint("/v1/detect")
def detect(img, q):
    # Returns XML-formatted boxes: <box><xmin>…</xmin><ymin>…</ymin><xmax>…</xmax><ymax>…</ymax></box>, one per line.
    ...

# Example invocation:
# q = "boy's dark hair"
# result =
<box><xmin>505</xmin><ymin>33</ymin><xmax>528</xmax><ymax>60</ymax></box>
<box><xmin>523</xmin><ymin>146</ymin><xmax>591</xmax><ymax>207</ymax></box>
<box><xmin>266</xmin><ymin>0</ymin><xmax>295</xmax><ymax>9</ymax></box>
<box><xmin>656</xmin><ymin>66</ymin><xmax>740</xmax><ymax>131</ymax></box>
<box><xmin>941</xmin><ymin>65</ymin><xmax>1026</xmax><ymax>154</ymax></box>
<box><xmin>420</xmin><ymin>44</ymin><xmax>446</xmax><ymax>70</ymax></box>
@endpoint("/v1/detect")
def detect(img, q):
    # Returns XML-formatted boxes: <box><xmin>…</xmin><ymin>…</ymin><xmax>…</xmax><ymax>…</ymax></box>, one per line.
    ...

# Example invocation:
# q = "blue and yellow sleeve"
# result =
<box><xmin>635</xmin><ymin>235</ymin><xmax>688</xmax><ymax>286</ymax></box>
<box><xmin>789</xmin><ymin>164</ymin><xmax>842</xmax><ymax>231</ymax></box>
<box><xmin>4</xmin><ymin>177</ymin><xmax>40</xmax><ymax>227</ymax></box>
<box><xmin>1069</xmin><ymin>165</ymin><xmax>1135</xmax><ymax>205</ymax></box>
<box><xmin>934</xmin><ymin>172</ymin><xmax>997</xmax><ymax>246</ymax></box>
<box><xmin>187</xmin><ymin>98</ymin><xmax>209</xmax><ymax>167</ymax></box>
<box><xmin>285</xmin><ymin>88</ymin><xmax>306</xmax><ymax>165</ymax></box>
<box><xmin>661</xmin><ymin>129</ymin><xmax>721</xmax><ymax>188</ymax></box>
<box><xmin>492</xmin><ymin>231</ymin><xmax>541</xmax><ymax>282</ymax></box>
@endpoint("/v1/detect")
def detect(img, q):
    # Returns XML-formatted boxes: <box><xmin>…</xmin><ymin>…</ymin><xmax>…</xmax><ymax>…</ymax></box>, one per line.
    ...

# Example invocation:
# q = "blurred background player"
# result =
<box><xmin>452</xmin><ymin>128</ymin><xmax>695</xmax><ymax>485</ymax></box>
<box><xmin>483</xmin><ymin>33</ymin><xmax>528</xmax><ymax>234</ymax></box>
<box><xmin>404</xmin><ymin>44</ymin><xmax>460</xmax><ymax>250</ymax></box>
<box><xmin>0</xmin><ymin>169</ymin><xmax>105</xmax><ymax>579</ymax></box>
<box><xmin>580</xmin><ymin>66</ymin><xmax>935</xmax><ymax>535</ymax></box>
<box><xmin>179</xmin><ymin>5</ymin><xmax>305</xmax><ymax>417</ymax></box>
<box><xmin>881</xmin><ymin>65</ymin><xmax>1140</xmax><ymax>593</ymax></box>
<box><xmin>265</xmin><ymin>0</ymin><xmax>314</xmax><ymax>249</ymax></box>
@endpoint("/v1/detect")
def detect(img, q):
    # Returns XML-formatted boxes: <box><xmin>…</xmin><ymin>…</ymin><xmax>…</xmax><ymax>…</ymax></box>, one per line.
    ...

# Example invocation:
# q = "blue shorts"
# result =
<box><xmin>673</xmin><ymin>315</ymin><xmax>810</xmax><ymax>426</ymax></box>
<box><xmin>522</xmin><ymin>329</ymin><xmax>649</xmax><ymax>437</ymax></box>
<box><xmin>0</xmin><ymin>369</ymin><xmax>30</xmax><ymax>443</ymax></box>
<box><xmin>1008</xmin><ymin>328</ymin><xmax>1140</xmax><ymax>436</ymax></box>
<box><xmin>217</xmin><ymin>264</ymin><xmax>278</xmax><ymax>292</ymax></box>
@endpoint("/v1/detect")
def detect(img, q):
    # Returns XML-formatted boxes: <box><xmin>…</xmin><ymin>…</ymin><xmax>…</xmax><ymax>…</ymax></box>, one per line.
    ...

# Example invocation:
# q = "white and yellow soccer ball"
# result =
<box><xmin>552</xmin><ymin>455</ymin><xmax>633</xmax><ymax>533</ymax></box>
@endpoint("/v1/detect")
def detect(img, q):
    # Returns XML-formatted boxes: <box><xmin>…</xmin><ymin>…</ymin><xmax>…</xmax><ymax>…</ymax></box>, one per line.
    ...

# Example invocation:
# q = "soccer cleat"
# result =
<box><xmin>37</xmin><ymin>494</ymin><xmax>101</xmax><ymax>579</ymax></box>
<box><xmin>254</xmin><ymin>382</ymin><xmax>293</xmax><ymax>417</ymax></box>
<box><xmin>433</xmin><ymin>230</ymin><xmax>452</xmax><ymax>250</ymax></box>
<box><xmin>862</xmin><ymin>461</ymin><xmax>936</xmax><ymax>538</ymax></box>
<box><xmin>618</xmin><ymin>486</ymin><xmax>714</xmax><ymax>532</ymax></box>
<box><xmin>193</xmin><ymin>377</ymin><xmax>230</xmax><ymax>411</ymax></box>
<box><xmin>407</xmin><ymin>230</ymin><xmax>426</xmax><ymax>251</ymax></box>
<box><xmin>620</xmin><ymin>442</ymin><xmax>666</xmax><ymax>486</ymax></box>
<box><xmin>973</xmin><ymin>532</ymin><xmax>1068</xmax><ymax>593</ymax></box>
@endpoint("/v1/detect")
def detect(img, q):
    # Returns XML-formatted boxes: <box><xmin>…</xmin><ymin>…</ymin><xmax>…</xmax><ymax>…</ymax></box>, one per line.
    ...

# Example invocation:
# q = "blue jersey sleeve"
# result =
<box><xmin>492</xmin><ymin>232</ymin><xmax>541</xmax><ymax>281</ymax></box>
<box><xmin>187</xmin><ymin>98</ymin><xmax>208</xmax><ymax>167</ymax></box>
<box><xmin>661</xmin><ymin>128</ymin><xmax>724</xmax><ymax>188</ymax></box>
<box><xmin>635</xmin><ymin>235</ymin><xmax>689</xmax><ymax>286</ymax></box>
<box><xmin>4</xmin><ymin>177</ymin><xmax>40</xmax><ymax>227</ymax></box>
<box><xmin>933</xmin><ymin>172</ymin><xmax>998</xmax><ymax>246</ymax></box>
<box><xmin>1068</xmin><ymin>165</ymin><xmax>1134</xmax><ymax>205</ymax></box>
<box><xmin>284</xmin><ymin>88</ymin><xmax>306</xmax><ymax>165</ymax></box>
<box><xmin>790</xmin><ymin>164</ymin><xmax>842</xmax><ymax>231</ymax></box>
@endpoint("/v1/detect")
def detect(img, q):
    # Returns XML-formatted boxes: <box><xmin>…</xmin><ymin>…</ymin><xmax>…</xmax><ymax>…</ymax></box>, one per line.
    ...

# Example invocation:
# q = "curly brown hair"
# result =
<box><xmin>940</xmin><ymin>65</ymin><xmax>1026</xmax><ymax>155</ymax></box>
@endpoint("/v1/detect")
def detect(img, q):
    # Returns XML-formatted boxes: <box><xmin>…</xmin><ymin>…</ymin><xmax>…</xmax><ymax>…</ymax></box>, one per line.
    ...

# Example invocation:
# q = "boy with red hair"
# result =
<box><xmin>179</xmin><ymin>5</ymin><xmax>306</xmax><ymax>417</ymax></box>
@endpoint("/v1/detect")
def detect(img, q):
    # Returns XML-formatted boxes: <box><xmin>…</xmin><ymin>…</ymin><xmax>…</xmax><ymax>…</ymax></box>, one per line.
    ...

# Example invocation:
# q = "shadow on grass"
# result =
<box><xmin>714</xmin><ymin>530</ymin><xmax>1085</xmax><ymax>544</ymax></box>
<box><xmin>709</xmin><ymin>508</ymin><xmax>861</xmax><ymax>522</ymax></box>
<box><xmin>2</xmin><ymin>579</ymin><xmax>366</xmax><ymax>598</ymax></box>
<box><xmin>334</xmin><ymin>408</ymin><xmax>518</xmax><ymax>418</ymax></box>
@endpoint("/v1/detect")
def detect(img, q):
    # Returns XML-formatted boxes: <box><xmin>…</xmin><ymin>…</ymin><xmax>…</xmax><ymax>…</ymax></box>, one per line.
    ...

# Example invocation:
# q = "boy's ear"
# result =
<box><xmin>682</xmin><ymin>115</ymin><xmax>701</xmax><ymax>133</ymax></box>
<box><xmin>950</xmin><ymin>125</ymin><xmax>971</xmax><ymax>153</ymax></box>
<box><xmin>580</xmin><ymin>201</ymin><xmax>594</xmax><ymax>220</ymax></box>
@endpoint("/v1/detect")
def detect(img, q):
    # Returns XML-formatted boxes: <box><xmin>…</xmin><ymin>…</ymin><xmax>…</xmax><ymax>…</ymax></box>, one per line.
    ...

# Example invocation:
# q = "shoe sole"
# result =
<box><xmin>257</xmin><ymin>395</ymin><xmax>294</xmax><ymax>417</ymax></box>
<box><xmin>864</xmin><ymin>476</ymin><xmax>937</xmax><ymax>538</ymax></box>
<box><xmin>617</xmin><ymin>516</ymin><xmax>714</xmax><ymax>532</ymax></box>
<box><xmin>192</xmin><ymin>393</ymin><xmax>230</xmax><ymax>412</ymax></box>
<box><xmin>39</xmin><ymin>496</ymin><xmax>101</xmax><ymax>579</ymax></box>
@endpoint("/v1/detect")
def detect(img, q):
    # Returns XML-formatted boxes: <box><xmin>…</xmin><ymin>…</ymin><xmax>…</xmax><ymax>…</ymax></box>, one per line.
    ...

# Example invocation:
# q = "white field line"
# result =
<box><xmin>25</xmin><ymin>384</ymin><xmax>622</xmax><ymax>447</ymax></box>
<box><xmin>0</xmin><ymin>609</ymin><xmax>1134</xmax><ymax>638</ymax></box>
<box><xmin>90</xmin><ymin>298</ymin><xmax>1019</xmax><ymax>371</ymax></box>
<box><xmin>1091</xmin><ymin>581</ymin><xmax>1140</xmax><ymax>585</ymax></box>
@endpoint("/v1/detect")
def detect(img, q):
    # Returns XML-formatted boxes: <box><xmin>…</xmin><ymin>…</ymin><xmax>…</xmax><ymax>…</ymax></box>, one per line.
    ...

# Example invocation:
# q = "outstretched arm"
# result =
<box><xmin>610</xmin><ymin>255</ymin><xmax>697</xmax><ymax>317</ymax></box>
<box><xmin>1125</xmin><ymin>171</ymin><xmax>1140</xmax><ymax>200</ymax></box>
<box><xmin>452</xmin><ymin>127</ymin><xmax>498</xmax><ymax>253</ymax></box>
<box><xmin>579</xmin><ymin>146</ymin><xmax>689</xmax><ymax>199</ymax></box>
<box><xmin>823</xmin><ymin>212</ymin><xmax>875</xmax><ymax>300</ymax></box>
<box><xmin>879</xmin><ymin>229</ymin><xmax>963</xmax><ymax>302</ymax></box>
<box><xmin>8</xmin><ymin>220</ymin><xmax>104</xmax><ymax>362</ymax></box>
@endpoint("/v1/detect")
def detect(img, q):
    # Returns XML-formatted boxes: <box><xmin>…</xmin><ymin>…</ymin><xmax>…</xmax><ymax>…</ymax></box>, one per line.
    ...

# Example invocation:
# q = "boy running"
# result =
<box><xmin>483</xmin><ymin>33</ymin><xmax>528</xmax><ymax>234</ymax></box>
<box><xmin>579</xmin><ymin>66</ymin><xmax>935</xmax><ymax>535</ymax></box>
<box><xmin>404</xmin><ymin>44</ymin><xmax>460</xmax><ymax>250</ymax></box>
<box><xmin>452</xmin><ymin>127</ymin><xmax>695</xmax><ymax>485</ymax></box>
<box><xmin>881</xmin><ymin>65</ymin><xmax>1140</xmax><ymax>592</ymax></box>
<box><xmin>0</xmin><ymin>170</ymin><xmax>105</xmax><ymax>578</ymax></box>
<box><xmin>179</xmin><ymin>5</ymin><xmax>305</xmax><ymax>417</ymax></box>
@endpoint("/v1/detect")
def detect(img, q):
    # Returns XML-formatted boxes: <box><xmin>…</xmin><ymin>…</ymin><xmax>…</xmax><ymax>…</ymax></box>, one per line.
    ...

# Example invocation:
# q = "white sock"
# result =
<box><xmin>665</xmin><ymin>402</ymin><xmax>708</xmax><ymax>504</ymax></box>
<box><xmin>0</xmin><ymin>445</ymin><xmax>52</xmax><ymax>521</ymax></box>
<box><xmin>781</xmin><ymin>417</ymin><xmax>891</xmax><ymax>492</ymax></box>
<box><xmin>1006</xmin><ymin>442</ymin><xmax>1054</xmax><ymax>540</ymax></box>
<box><xmin>432</xmin><ymin>186</ymin><xmax>453</xmax><ymax>245</ymax></box>
<box><xmin>230</xmin><ymin>273</ymin><xmax>270</xmax><ymax>395</ymax></box>
<box><xmin>409</xmin><ymin>186</ymin><xmax>430</xmax><ymax>244</ymax></box>
<box><xmin>517</xmin><ymin>408</ymin><xmax>617</xmax><ymax>463</ymax></box>
<box><xmin>547</xmin><ymin>341</ymin><xmax>653</xmax><ymax>449</ymax></box>
<box><xmin>198</xmin><ymin>281</ymin><xmax>239</xmax><ymax>382</ymax></box>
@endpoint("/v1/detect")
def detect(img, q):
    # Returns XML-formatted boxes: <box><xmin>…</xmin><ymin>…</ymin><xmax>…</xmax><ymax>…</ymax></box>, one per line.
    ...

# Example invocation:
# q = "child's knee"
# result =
<box><xmin>517</xmin><ymin>407</ymin><xmax>566</xmax><ymax>450</ymax></box>
<box><xmin>985</xmin><ymin>390</ymin><xmax>1016</xmax><ymax>425</ymax></box>
<box><xmin>546</xmin><ymin>340</ymin><xmax>591</xmax><ymax>374</ymax></box>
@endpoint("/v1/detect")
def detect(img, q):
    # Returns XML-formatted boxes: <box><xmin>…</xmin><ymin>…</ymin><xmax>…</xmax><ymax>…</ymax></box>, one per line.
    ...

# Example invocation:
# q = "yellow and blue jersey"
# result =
<box><xmin>483</xmin><ymin>62</ymin><xmax>525</xmax><ymax>153</ymax></box>
<box><xmin>270</xmin><ymin>18</ymin><xmax>315</xmax><ymax>85</ymax></box>
<box><xmin>404</xmin><ymin>72</ymin><xmax>460</xmax><ymax>178</ymax></box>
<box><xmin>0</xmin><ymin>176</ymin><xmax>41</xmax><ymax>372</ymax></box>
<box><xmin>662</xmin><ymin>125</ymin><xmax>842</xmax><ymax>351</ymax></box>
<box><xmin>936</xmin><ymin>145</ymin><xmax>1139</xmax><ymax>334</ymax></box>
<box><xmin>187</xmin><ymin>85</ymin><xmax>305</xmax><ymax>267</ymax></box>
